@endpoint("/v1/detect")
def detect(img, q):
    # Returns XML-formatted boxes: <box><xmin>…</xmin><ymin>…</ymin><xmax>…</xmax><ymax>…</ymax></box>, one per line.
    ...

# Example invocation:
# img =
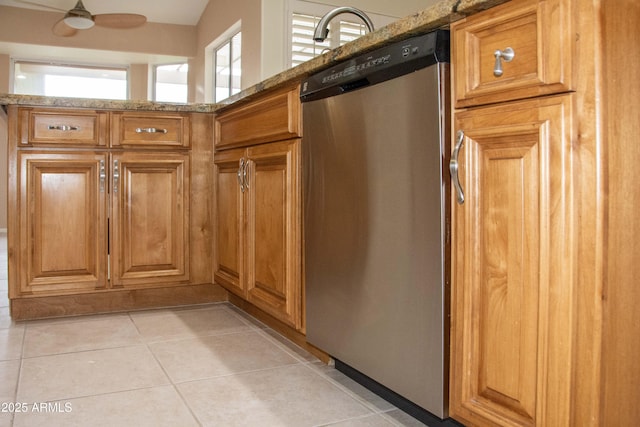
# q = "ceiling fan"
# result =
<box><xmin>17</xmin><ymin>0</ymin><xmax>147</xmax><ymax>36</ymax></box>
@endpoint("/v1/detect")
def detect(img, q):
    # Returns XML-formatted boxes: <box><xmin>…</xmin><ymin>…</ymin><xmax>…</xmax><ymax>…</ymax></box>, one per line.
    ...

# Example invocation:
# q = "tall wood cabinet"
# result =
<box><xmin>450</xmin><ymin>95</ymin><xmax>574</xmax><ymax>426</ymax></box>
<box><xmin>449</xmin><ymin>0</ymin><xmax>640</xmax><ymax>425</ymax></box>
<box><xmin>214</xmin><ymin>85</ymin><xmax>303</xmax><ymax>330</ymax></box>
<box><xmin>7</xmin><ymin>107</ymin><xmax>216</xmax><ymax>319</ymax></box>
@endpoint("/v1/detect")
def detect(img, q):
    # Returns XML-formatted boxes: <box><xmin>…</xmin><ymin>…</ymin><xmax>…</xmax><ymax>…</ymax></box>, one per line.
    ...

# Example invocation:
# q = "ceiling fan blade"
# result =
<box><xmin>93</xmin><ymin>13</ymin><xmax>147</xmax><ymax>29</ymax></box>
<box><xmin>15</xmin><ymin>0</ymin><xmax>67</xmax><ymax>13</ymax></box>
<box><xmin>52</xmin><ymin>18</ymin><xmax>78</xmax><ymax>37</ymax></box>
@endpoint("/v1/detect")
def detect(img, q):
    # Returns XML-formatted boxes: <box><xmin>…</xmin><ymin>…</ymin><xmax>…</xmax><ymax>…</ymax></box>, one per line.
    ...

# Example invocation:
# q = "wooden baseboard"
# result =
<box><xmin>227</xmin><ymin>293</ymin><xmax>330</xmax><ymax>364</ymax></box>
<box><xmin>10</xmin><ymin>284</ymin><xmax>228</xmax><ymax>320</ymax></box>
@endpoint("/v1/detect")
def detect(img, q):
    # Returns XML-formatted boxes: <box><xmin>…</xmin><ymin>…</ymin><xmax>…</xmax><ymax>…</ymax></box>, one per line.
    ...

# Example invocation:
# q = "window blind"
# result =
<box><xmin>292</xmin><ymin>13</ymin><xmax>366</xmax><ymax>68</ymax></box>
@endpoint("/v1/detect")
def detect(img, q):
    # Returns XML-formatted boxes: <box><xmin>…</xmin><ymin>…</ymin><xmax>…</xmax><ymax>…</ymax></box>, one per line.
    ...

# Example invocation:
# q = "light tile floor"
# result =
<box><xmin>0</xmin><ymin>233</ymin><xmax>427</xmax><ymax>427</ymax></box>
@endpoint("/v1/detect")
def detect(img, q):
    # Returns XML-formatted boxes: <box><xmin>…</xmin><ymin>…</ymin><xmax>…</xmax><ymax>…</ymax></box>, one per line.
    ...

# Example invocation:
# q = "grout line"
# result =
<box><xmin>19</xmin><ymin>342</ymin><xmax>150</xmax><ymax>361</ymax></box>
<box><xmin>172</xmin><ymin>383</ymin><xmax>204</xmax><ymax>427</ymax></box>
<box><xmin>142</xmin><ymin>331</ymin><xmax>203</xmax><ymax>426</ymax></box>
<box><xmin>298</xmin><ymin>361</ymin><xmax>400</xmax><ymax>417</ymax></box>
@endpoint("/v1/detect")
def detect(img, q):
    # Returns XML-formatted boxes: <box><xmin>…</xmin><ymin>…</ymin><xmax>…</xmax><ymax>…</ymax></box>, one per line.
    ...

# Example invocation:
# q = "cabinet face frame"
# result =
<box><xmin>449</xmin><ymin>94</ymin><xmax>574</xmax><ymax>426</ymax></box>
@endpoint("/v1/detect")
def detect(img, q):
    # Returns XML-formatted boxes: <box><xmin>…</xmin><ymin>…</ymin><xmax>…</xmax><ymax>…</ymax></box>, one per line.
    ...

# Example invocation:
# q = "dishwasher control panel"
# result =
<box><xmin>300</xmin><ymin>29</ymin><xmax>449</xmax><ymax>102</ymax></box>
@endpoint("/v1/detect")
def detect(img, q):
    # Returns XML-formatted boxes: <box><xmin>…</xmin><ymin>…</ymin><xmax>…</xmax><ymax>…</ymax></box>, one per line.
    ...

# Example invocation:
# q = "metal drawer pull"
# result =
<box><xmin>48</xmin><ymin>125</ymin><xmax>80</xmax><ymax>131</ymax></box>
<box><xmin>450</xmin><ymin>130</ymin><xmax>465</xmax><ymax>205</ymax></box>
<box><xmin>135</xmin><ymin>127</ymin><xmax>168</xmax><ymax>134</ymax></box>
<box><xmin>493</xmin><ymin>47</ymin><xmax>515</xmax><ymax>77</ymax></box>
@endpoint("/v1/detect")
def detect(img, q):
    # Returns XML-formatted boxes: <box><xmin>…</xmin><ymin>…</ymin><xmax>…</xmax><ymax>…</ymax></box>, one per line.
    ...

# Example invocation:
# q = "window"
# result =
<box><xmin>154</xmin><ymin>63</ymin><xmax>188</xmax><ymax>103</ymax></box>
<box><xmin>291</xmin><ymin>13</ymin><xmax>367</xmax><ymax>68</ymax></box>
<box><xmin>13</xmin><ymin>61</ymin><xmax>128</xmax><ymax>100</ymax></box>
<box><xmin>214</xmin><ymin>31</ymin><xmax>242</xmax><ymax>102</ymax></box>
<box><xmin>289</xmin><ymin>2</ymin><xmax>397</xmax><ymax>69</ymax></box>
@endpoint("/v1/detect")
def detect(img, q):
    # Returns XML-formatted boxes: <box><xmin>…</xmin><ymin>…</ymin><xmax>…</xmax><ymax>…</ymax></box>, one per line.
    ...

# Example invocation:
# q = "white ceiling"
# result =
<box><xmin>0</xmin><ymin>0</ymin><xmax>210</xmax><ymax>25</ymax></box>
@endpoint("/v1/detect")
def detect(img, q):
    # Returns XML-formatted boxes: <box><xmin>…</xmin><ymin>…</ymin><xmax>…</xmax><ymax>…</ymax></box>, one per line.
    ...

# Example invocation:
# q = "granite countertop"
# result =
<box><xmin>0</xmin><ymin>0</ymin><xmax>507</xmax><ymax>113</ymax></box>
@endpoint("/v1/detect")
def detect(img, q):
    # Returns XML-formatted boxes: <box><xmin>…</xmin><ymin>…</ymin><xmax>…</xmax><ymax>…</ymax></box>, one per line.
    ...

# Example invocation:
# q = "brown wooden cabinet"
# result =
<box><xmin>450</xmin><ymin>95</ymin><xmax>574</xmax><ymax>426</ymax></box>
<box><xmin>16</xmin><ymin>151</ymin><xmax>108</xmax><ymax>295</ymax></box>
<box><xmin>110</xmin><ymin>152</ymin><xmax>190</xmax><ymax>288</ymax></box>
<box><xmin>451</xmin><ymin>0</ymin><xmax>573</xmax><ymax>109</ymax></box>
<box><xmin>449</xmin><ymin>0</ymin><xmax>640</xmax><ymax>425</ymax></box>
<box><xmin>111</xmin><ymin>111</ymin><xmax>191</xmax><ymax>148</ymax></box>
<box><xmin>18</xmin><ymin>108</ymin><xmax>109</xmax><ymax>147</ymax></box>
<box><xmin>214</xmin><ymin>87</ymin><xmax>300</xmax><ymax>150</ymax></box>
<box><xmin>245</xmin><ymin>140</ymin><xmax>301</xmax><ymax>329</ymax></box>
<box><xmin>8</xmin><ymin>107</ymin><xmax>217</xmax><ymax>319</ymax></box>
<box><xmin>213</xmin><ymin>148</ymin><xmax>245</xmax><ymax>297</ymax></box>
<box><xmin>214</xmin><ymin>85</ymin><xmax>303</xmax><ymax>330</ymax></box>
<box><xmin>449</xmin><ymin>1</ymin><xmax>577</xmax><ymax>425</ymax></box>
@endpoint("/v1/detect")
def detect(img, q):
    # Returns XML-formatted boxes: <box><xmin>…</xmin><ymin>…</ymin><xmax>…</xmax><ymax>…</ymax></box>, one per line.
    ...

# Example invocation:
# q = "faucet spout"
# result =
<box><xmin>313</xmin><ymin>7</ymin><xmax>375</xmax><ymax>42</ymax></box>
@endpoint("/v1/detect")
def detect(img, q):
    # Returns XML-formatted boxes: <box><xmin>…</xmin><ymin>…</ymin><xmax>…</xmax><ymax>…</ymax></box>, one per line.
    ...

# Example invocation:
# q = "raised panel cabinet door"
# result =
<box><xmin>17</xmin><ymin>152</ymin><xmax>108</xmax><ymax>294</ymax></box>
<box><xmin>450</xmin><ymin>95</ymin><xmax>574</xmax><ymax>427</ymax></box>
<box><xmin>245</xmin><ymin>139</ymin><xmax>301</xmax><ymax>329</ymax></box>
<box><xmin>110</xmin><ymin>152</ymin><xmax>190</xmax><ymax>288</ymax></box>
<box><xmin>213</xmin><ymin>148</ymin><xmax>246</xmax><ymax>297</ymax></box>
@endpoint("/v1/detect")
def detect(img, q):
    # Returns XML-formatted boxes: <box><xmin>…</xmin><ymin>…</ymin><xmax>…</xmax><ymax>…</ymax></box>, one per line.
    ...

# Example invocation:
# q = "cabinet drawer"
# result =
<box><xmin>111</xmin><ymin>112</ymin><xmax>190</xmax><ymax>148</ymax></box>
<box><xmin>452</xmin><ymin>0</ymin><xmax>573</xmax><ymax>108</ymax></box>
<box><xmin>19</xmin><ymin>108</ymin><xmax>108</xmax><ymax>147</ymax></box>
<box><xmin>215</xmin><ymin>85</ymin><xmax>301</xmax><ymax>149</ymax></box>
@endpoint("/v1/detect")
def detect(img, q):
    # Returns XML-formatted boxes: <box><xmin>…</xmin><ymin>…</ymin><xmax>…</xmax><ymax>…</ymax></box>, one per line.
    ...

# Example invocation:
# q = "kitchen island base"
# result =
<box><xmin>10</xmin><ymin>283</ymin><xmax>228</xmax><ymax>321</ymax></box>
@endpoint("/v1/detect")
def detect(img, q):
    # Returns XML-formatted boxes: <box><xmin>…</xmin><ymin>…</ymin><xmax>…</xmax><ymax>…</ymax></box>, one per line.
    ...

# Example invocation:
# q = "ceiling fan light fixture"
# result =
<box><xmin>63</xmin><ymin>15</ymin><xmax>94</xmax><ymax>29</ymax></box>
<box><xmin>63</xmin><ymin>0</ymin><xmax>94</xmax><ymax>29</ymax></box>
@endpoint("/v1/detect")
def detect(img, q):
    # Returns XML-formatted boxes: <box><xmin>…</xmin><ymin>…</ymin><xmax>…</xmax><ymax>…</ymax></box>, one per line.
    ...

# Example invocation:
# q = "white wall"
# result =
<box><xmin>192</xmin><ymin>0</ymin><xmax>262</xmax><ymax>103</ymax></box>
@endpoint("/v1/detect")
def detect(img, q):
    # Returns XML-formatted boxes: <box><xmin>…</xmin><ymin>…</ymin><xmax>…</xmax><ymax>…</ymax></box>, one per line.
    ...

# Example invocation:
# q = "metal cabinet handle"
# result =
<box><xmin>113</xmin><ymin>160</ymin><xmax>120</xmax><ymax>194</ymax></box>
<box><xmin>238</xmin><ymin>158</ymin><xmax>246</xmax><ymax>193</ymax></box>
<box><xmin>450</xmin><ymin>130</ymin><xmax>465</xmax><ymax>205</ymax></box>
<box><xmin>243</xmin><ymin>160</ymin><xmax>249</xmax><ymax>190</ymax></box>
<box><xmin>493</xmin><ymin>47</ymin><xmax>515</xmax><ymax>77</ymax></box>
<box><xmin>99</xmin><ymin>160</ymin><xmax>106</xmax><ymax>193</ymax></box>
<box><xmin>135</xmin><ymin>127</ymin><xmax>168</xmax><ymax>134</ymax></box>
<box><xmin>48</xmin><ymin>125</ymin><xmax>80</xmax><ymax>131</ymax></box>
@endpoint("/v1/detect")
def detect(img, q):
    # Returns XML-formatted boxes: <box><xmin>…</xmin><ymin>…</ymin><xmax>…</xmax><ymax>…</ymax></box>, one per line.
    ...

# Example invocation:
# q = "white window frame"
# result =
<box><xmin>152</xmin><ymin>62</ymin><xmax>189</xmax><ymax>103</ymax></box>
<box><xmin>204</xmin><ymin>20</ymin><xmax>242</xmax><ymax>103</ymax></box>
<box><xmin>11</xmin><ymin>58</ymin><xmax>130</xmax><ymax>99</ymax></box>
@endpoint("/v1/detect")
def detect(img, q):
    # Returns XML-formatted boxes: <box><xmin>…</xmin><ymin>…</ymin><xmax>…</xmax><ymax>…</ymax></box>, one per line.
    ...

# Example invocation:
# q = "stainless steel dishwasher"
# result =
<box><xmin>301</xmin><ymin>30</ymin><xmax>452</xmax><ymax>424</ymax></box>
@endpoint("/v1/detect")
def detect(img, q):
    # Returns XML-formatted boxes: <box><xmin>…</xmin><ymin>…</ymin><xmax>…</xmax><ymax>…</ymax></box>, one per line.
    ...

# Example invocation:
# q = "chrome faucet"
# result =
<box><xmin>313</xmin><ymin>7</ymin><xmax>375</xmax><ymax>42</ymax></box>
